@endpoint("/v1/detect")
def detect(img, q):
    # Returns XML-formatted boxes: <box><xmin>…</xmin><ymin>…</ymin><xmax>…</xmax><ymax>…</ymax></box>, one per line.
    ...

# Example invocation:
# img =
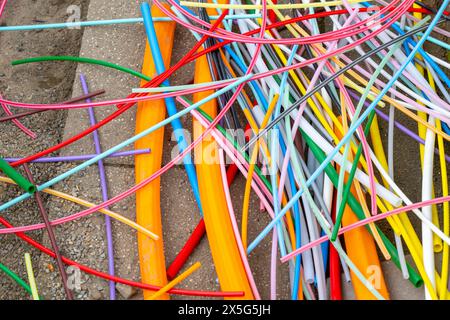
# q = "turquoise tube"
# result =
<box><xmin>140</xmin><ymin>2</ymin><xmax>202</xmax><ymax>214</ymax></box>
<box><xmin>0</xmin><ymin>14</ymin><xmax>261</xmax><ymax>32</ymax></box>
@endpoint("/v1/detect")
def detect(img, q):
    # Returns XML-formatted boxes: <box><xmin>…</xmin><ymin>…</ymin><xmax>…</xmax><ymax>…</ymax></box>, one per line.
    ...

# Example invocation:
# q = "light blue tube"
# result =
<box><xmin>404</xmin><ymin>28</ymin><xmax>450</xmax><ymax>50</ymax></box>
<box><xmin>269</xmin><ymin>44</ymin><xmax>298</xmax><ymax>297</ymax></box>
<box><xmin>247</xmin><ymin>0</ymin><xmax>449</xmax><ymax>253</ymax></box>
<box><xmin>0</xmin><ymin>14</ymin><xmax>261</xmax><ymax>32</ymax></box>
<box><xmin>0</xmin><ymin>74</ymin><xmax>252</xmax><ymax>213</ymax></box>
<box><xmin>140</xmin><ymin>2</ymin><xmax>203</xmax><ymax>213</ymax></box>
<box><xmin>361</xmin><ymin>1</ymin><xmax>450</xmax><ymax>88</ymax></box>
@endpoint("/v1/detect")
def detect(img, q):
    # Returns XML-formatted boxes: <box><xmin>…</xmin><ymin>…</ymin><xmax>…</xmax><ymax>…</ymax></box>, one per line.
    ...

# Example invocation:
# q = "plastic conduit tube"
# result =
<box><xmin>0</xmin><ymin>262</ymin><xmax>33</xmax><ymax>297</ymax></box>
<box><xmin>410</xmin><ymin>17</ymin><xmax>439</xmax><ymax>295</ymax></box>
<box><xmin>300</xmin><ymin>132</ymin><xmax>423</xmax><ymax>287</ymax></box>
<box><xmin>422</xmin><ymin>115</ymin><xmax>437</xmax><ymax>299</ymax></box>
<box><xmin>0</xmin><ymin>14</ymin><xmax>262</xmax><ymax>32</ymax></box>
<box><xmin>3</xmin><ymin>149</ymin><xmax>151</xmax><ymax>163</ymax></box>
<box><xmin>134</xmin><ymin>3</ymin><xmax>176</xmax><ymax>300</ymax></box>
<box><xmin>333</xmin><ymin>124</ymin><xmax>390</xmax><ymax>300</ymax></box>
<box><xmin>0</xmin><ymin>89</ymin><xmax>105</xmax><ymax>122</ymax></box>
<box><xmin>192</xmin><ymin>48</ymin><xmax>254</xmax><ymax>299</ymax></box>
<box><xmin>0</xmin><ymin>7</ymin><xmax>444</xmax><ymax>33</ymax></box>
<box><xmin>23</xmin><ymin>163</ymin><xmax>73</xmax><ymax>300</ymax></box>
<box><xmin>150</xmin><ymin>262</ymin><xmax>201</xmax><ymax>300</ymax></box>
<box><xmin>166</xmin><ymin>220</ymin><xmax>205</xmax><ymax>280</ymax></box>
<box><xmin>140</xmin><ymin>2</ymin><xmax>202</xmax><ymax>213</ymax></box>
<box><xmin>166</xmin><ymin>164</ymin><xmax>242</xmax><ymax>280</ymax></box>
<box><xmin>24</xmin><ymin>253</ymin><xmax>39</xmax><ymax>300</ymax></box>
<box><xmin>80</xmin><ymin>74</ymin><xmax>116</xmax><ymax>300</ymax></box>
<box><xmin>1</xmin><ymin>96</ymin><xmax>36</xmax><ymax>139</ymax></box>
<box><xmin>401</xmin><ymin>13</ymin><xmax>443</xmax><ymax>255</ymax></box>
<box><xmin>218</xmin><ymin>149</ymin><xmax>261</xmax><ymax>300</ymax></box>
<box><xmin>0</xmin><ymin>158</ymin><xmax>35</xmax><ymax>194</ymax></box>
<box><xmin>436</xmin><ymin>118</ymin><xmax>449</xmax><ymax>300</ymax></box>
<box><xmin>329</xmin><ymin>193</ymin><xmax>342</xmax><ymax>300</ymax></box>
<box><xmin>0</xmin><ymin>213</ymin><xmax>241</xmax><ymax>297</ymax></box>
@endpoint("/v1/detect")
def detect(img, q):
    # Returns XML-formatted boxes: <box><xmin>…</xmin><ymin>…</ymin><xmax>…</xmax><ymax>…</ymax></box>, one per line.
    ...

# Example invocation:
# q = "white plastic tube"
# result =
<box><xmin>294</xmin><ymin>114</ymin><xmax>403</xmax><ymax>207</ymax></box>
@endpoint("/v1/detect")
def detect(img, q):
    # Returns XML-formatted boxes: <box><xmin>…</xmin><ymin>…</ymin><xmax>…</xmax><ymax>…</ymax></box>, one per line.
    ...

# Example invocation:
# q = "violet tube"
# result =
<box><xmin>80</xmin><ymin>74</ymin><xmax>115</xmax><ymax>300</ymax></box>
<box><xmin>348</xmin><ymin>90</ymin><xmax>450</xmax><ymax>163</ymax></box>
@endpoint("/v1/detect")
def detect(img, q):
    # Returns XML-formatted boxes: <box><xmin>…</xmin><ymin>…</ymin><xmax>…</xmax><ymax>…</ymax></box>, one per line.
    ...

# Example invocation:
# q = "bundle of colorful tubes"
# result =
<box><xmin>0</xmin><ymin>0</ymin><xmax>449</xmax><ymax>300</ymax></box>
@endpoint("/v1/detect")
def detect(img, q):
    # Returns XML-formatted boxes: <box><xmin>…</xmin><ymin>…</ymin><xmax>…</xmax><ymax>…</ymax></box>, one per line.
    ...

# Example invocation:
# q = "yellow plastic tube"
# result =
<box><xmin>193</xmin><ymin>52</ymin><xmax>254</xmax><ymax>299</ymax></box>
<box><xmin>0</xmin><ymin>176</ymin><xmax>157</xmax><ymax>239</ymax></box>
<box><xmin>24</xmin><ymin>253</ymin><xmax>39</xmax><ymax>300</ymax></box>
<box><xmin>135</xmin><ymin>4</ymin><xmax>175</xmax><ymax>300</ymax></box>
<box><xmin>150</xmin><ymin>262</ymin><xmax>202</xmax><ymax>300</ymax></box>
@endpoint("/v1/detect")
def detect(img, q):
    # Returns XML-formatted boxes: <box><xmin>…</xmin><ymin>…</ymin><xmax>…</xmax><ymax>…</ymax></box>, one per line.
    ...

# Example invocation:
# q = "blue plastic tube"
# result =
<box><xmin>140</xmin><ymin>2</ymin><xmax>202</xmax><ymax>214</ymax></box>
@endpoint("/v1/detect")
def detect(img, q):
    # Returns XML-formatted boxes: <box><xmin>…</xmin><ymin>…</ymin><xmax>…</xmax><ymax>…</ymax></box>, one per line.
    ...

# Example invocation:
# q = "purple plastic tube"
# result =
<box><xmin>80</xmin><ymin>74</ymin><xmax>115</xmax><ymax>300</ymax></box>
<box><xmin>348</xmin><ymin>90</ymin><xmax>450</xmax><ymax>163</ymax></box>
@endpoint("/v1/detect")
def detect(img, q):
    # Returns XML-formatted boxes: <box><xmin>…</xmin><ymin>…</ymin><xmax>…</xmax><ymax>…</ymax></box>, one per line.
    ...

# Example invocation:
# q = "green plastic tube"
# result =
<box><xmin>12</xmin><ymin>56</ymin><xmax>152</xmax><ymax>82</ymax></box>
<box><xmin>302</xmin><ymin>131</ymin><xmax>423</xmax><ymax>288</ymax></box>
<box><xmin>0</xmin><ymin>158</ymin><xmax>36</xmax><ymax>194</ymax></box>
<box><xmin>0</xmin><ymin>262</ymin><xmax>34</xmax><ymax>297</ymax></box>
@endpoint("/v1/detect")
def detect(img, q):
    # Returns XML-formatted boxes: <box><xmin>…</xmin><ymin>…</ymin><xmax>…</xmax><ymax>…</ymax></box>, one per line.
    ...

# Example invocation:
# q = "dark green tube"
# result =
<box><xmin>331</xmin><ymin>111</ymin><xmax>377</xmax><ymax>242</ymax></box>
<box><xmin>0</xmin><ymin>158</ymin><xmax>36</xmax><ymax>194</ymax></box>
<box><xmin>12</xmin><ymin>56</ymin><xmax>151</xmax><ymax>81</ymax></box>
<box><xmin>0</xmin><ymin>262</ymin><xmax>34</xmax><ymax>297</ymax></box>
<box><xmin>302</xmin><ymin>131</ymin><xmax>423</xmax><ymax>288</ymax></box>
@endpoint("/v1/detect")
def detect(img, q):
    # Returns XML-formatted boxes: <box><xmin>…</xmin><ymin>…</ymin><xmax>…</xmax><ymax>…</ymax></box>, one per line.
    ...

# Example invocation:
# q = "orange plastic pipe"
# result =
<box><xmin>341</xmin><ymin>186</ymin><xmax>390</xmax><ymax>299</ymax></box>
<box><xmin>193</xmin><ymin>55</ymin><xmax>254</xmax><ymax>299</ymax></box>
<box><xmin>135</xmin><ymin>4</ymin><xmax>175</xmax><ymax>300</ymax></box>
<box><xmin>334</xmin><ymin>123</ymin><xmax>389</xmax><ymax>300</ymax></box>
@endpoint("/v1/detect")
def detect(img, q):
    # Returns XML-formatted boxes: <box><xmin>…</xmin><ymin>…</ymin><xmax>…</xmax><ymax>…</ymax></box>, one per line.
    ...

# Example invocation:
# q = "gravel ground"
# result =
<box><xmin>0</xmin><ymin>0</ymin><xmax>90</xmax><ymax>299</ymax></box>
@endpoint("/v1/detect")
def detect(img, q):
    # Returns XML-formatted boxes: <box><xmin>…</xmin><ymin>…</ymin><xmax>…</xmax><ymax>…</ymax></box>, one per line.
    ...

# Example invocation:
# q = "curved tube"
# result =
<box><xmin>135</xmin><ymin>3</ymin><xmax>176</xmax><ymax>300</ymax></box>
<box><xmin>193</xmin><ymin>53</ymin><xmax>254</xmax><ymax>299</ymax></box>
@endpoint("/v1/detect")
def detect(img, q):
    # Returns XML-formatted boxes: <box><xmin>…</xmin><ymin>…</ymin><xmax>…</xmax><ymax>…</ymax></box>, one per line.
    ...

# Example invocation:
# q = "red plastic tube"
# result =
<box><xmin>329</xmin><ymin>191</ymin><xmax>342</xmax><ymax>300</ymax></box>
<box><xmin>10</xmin><ymin>6</ymin><xmax>446</xmax><ymax>168</ymax></box>
<box><xmin>0</xmin><ymin>214</ymin><xmax>243</xmax><ymax>298</ymax></box>
<box><xmin>166</xmin><ymin>219</ymin><xmax>206</xmax><ymax>280</ymax></box>
<box><xmin>268</xmin><ymin>0</ymin><xmax>277</xmax><ymax>23</ymax></box>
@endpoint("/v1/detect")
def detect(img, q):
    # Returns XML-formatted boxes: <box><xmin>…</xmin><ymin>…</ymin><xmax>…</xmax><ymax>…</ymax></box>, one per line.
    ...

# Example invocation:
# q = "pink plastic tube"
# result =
<box><xmin>0</xmin><ymin>0</ymin><xmax>8</xmax><ymax>18</ymax></box>
<box><xmin>281</xmin><ymin>195</ymin><xmax>450</xmax><ymax>263</ymax></box>
<box><xmin>218</xmin><ymin>149</ymin><xmax>261</xmax><ymax>300</ymax></box>
<box><xmin>154</xmin><ymin>0</ymin><xmax>409</xmax><ymax>44</ymax></box>
<box><xmin>0</xmin><ymin>97</ymin><xmax>36</xmax><ymax>139</ymax></box>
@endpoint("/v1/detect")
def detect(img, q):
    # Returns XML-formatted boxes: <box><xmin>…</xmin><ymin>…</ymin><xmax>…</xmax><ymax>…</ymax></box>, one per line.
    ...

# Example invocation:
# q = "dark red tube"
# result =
<box><xmin>330</xmin><ymin>190</ymin><xmax>342</xmax><ymax>300</ymax></box>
